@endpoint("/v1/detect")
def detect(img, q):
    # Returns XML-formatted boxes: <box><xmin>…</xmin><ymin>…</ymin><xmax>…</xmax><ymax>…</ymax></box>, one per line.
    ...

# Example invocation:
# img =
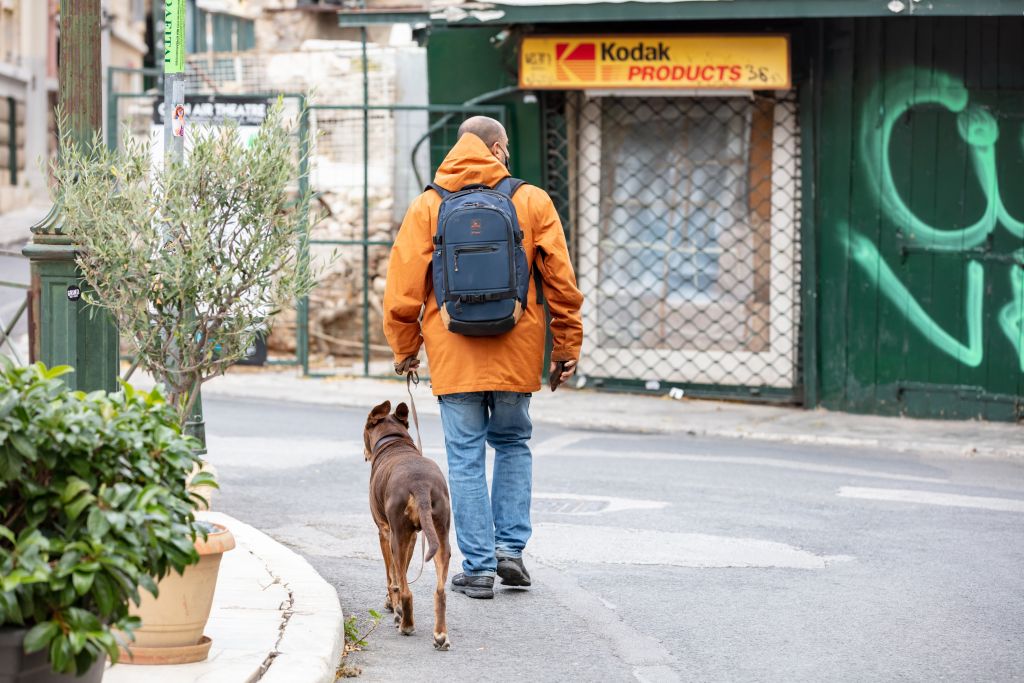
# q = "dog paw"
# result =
<box><xmin>383</xmin><ymin>599</ymin><xmax>394</xmax><ymax>613</ymax></box>
<box><xmin>400</xmin><ymin>625</ymin><xmax>416</xmax><ymax>636</ymax></box>
<box><xmin>433</xmin><ymin>633</ymin><xmax>451</xmax><ymax>651</ymax></box>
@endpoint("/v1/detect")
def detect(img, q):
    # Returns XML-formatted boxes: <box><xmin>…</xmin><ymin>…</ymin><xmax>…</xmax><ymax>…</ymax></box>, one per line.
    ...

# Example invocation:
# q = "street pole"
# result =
<box><xmin>23</xmin><ymin>0</ymin><xmax>118</xmax><ymax>392</ymax></box>
<box><xmin>162</xmin><ymin>0</ymin><xmax>206</xmax><ymax>453</ymax></box>
<box><xmin>163</xmin><ymin>0</ymin><xmax>185</xmax><ymax>162</ymax></box>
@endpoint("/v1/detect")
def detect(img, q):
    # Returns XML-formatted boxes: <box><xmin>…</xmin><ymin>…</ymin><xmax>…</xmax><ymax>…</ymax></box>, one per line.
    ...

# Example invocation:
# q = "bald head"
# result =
<box><xmin>458</xmin><ymin>116</ymin><xmax>511</xmax><ymax>168</ymax></box>
<box><xmin>458</xmin><ymin>116</ymin><xmax>507</xmax><ymax>148</ymax></box>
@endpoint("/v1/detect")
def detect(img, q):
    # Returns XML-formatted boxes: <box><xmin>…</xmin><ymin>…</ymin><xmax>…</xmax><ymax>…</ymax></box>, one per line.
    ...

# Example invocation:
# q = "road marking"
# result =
<box><xmin>838</xmin><ymin>487</ymin><xmax>1024</xmax><ymax>513</ymax></box>
<box><xmin>533</xmin><ymin>492</ymin><xmax>669</xmax><ymax>514</ymax></box>
<box><xmin>634</xmin><ymin>665</ymin><xmax>682</xmax><ymax>683</ymax></box>
<box><xmin>204</xmin><ymin>437</ymin><xmax>364</xmax><ymax>469</ymax></box>
<box><xmin>530</xmin><ymin>523</ymin><xmax>851</xmax><ymax>569</ymax></box>
<box><xmin>534</xmin><ymin>431</ymin><xmax>594</xmax><ymax>454</ymax></box>
<box><xmin>543</xmin><ymin>449</ymin><xmax>948</xmax><ymax>484</ymax></box>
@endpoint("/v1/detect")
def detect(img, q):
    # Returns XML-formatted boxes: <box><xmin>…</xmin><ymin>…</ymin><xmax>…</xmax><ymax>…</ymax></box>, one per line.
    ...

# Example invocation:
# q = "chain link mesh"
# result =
<box><xmin>546</xmin><ymin>92</ymin><xmax>801</xmax><ymax>394</ymax></box>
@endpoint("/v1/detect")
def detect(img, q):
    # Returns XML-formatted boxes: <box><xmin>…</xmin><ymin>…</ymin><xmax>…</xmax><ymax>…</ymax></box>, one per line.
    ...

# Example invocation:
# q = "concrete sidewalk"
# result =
<box><xmin>105</xmin><ymin>511</ymin><xmax>344</xmax><ymax>683</ymax></box>
<box><xmin>196</xmin><ymin>368</ymin><xmax>1022</xmax><ymax>460</ymax></box>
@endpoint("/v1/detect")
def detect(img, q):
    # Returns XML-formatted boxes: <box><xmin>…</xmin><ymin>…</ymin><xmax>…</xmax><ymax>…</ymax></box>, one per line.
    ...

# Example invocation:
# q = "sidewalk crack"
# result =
<box><xmin>251</xmin><ymin>549</ymin><xmax>295</xmax><ymax>680</ymax></box>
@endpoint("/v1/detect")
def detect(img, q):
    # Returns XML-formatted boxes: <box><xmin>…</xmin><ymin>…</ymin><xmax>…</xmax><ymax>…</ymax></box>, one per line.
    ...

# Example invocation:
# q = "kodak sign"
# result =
<box><xmin>519</xmin><ymin>35</ymin><xmax>790</xmax><ymax>90</ymax></box>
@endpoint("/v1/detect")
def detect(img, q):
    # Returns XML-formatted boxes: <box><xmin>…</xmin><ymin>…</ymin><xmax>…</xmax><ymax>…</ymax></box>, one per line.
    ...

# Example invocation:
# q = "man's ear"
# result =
<box><xmin>368</xmin><ymin>400</ymin><xmax>391</xmax><ymax>426</ymax></box>
<box><xmin>394</xmin><ymin>402</ymin><xmax>409</xmax><ymax>428</ymax></box>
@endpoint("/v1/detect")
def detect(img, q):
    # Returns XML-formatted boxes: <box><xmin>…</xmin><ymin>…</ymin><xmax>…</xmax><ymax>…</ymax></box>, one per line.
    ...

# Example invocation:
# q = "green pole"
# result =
<box><xmin>7</xmin><ymin>97</ymin><xmax>16</xmax><ymax>186</ymax></box>
<box><xmin>298</xmin><ymin>99</ymin><xmax>310</xmax><ymax>375</ymax></box>
<box><xmin>23</xmin><ymin>0</ymin><xmax>118</xmax><ymax>393</ymax></box>
<box><xmin>361</xmin><ymin>27</ymin><xmax>370</xmax><ymax>377</ymax></box>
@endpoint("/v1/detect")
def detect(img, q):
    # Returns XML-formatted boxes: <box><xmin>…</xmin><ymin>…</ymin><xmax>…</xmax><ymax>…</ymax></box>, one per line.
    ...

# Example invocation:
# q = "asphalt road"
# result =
<box><xmin>205</xmin><ymin>396</ymin><xmax>1024</xmax><ymax>683</ymax></box>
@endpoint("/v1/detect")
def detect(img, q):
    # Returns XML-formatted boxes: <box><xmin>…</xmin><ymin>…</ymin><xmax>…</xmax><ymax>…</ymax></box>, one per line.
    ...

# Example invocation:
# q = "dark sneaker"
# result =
<box><xmin>496</xmin><ymin>557</ymin><xmax>532</xmax><ymax>587</ymax></box>
<box><xmin>451</xmin><ymin>573</ymin><xmax>494</xmax><ymax>599</ymax></box>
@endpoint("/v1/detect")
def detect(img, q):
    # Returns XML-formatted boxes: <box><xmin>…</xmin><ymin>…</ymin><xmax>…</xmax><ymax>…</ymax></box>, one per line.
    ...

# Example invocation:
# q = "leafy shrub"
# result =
<box><xmin>0</xmin><ymin>361</ymin><xmax>211</xmax><ymax>674</ymax></box>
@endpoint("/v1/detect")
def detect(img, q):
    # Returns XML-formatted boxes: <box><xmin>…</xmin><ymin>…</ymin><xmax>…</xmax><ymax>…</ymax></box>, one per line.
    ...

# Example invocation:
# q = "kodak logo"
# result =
<box><xmin>601</xmin><ymin>41</ymin><xmax>671</xmax><ymax>62</ymax></box>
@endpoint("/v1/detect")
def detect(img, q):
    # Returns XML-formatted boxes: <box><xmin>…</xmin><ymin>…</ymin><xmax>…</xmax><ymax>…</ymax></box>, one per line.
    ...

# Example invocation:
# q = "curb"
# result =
<box><xmin>104</xmin><ymin>512</ymin><xmax>344</xmax><ymax>683</ymax></box>
<box><xmin>201</xmin><ymin>512</ymin><xmax>345</xmax><ymax>683</ymax></box>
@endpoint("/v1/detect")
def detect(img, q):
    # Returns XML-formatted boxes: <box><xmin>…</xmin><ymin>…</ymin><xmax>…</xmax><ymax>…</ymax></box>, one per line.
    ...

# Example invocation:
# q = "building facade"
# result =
<box><xmin>424</xmin><ymin>1</ymin><xmax>1024</xmax><ymax>421</ymax></box>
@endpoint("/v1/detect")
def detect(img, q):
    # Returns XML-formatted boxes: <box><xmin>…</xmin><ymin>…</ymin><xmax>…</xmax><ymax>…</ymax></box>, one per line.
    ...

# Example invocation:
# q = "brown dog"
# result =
<box><xmin>364</xmin><ymin>400</ymin><xmax>452</xmax><ymax>650</ymax></box>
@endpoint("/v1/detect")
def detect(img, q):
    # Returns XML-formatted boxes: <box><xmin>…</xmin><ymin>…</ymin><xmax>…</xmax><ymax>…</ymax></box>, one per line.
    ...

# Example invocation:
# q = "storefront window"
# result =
<box><xmin>599</xmin><ymin>97</ymin><xmax>749</xmax><ymax>305</ymax></box>
<box><xmin>573</xmin><ymin>93</ymin><xmax>801</xmax><ymax>387</ymax></box>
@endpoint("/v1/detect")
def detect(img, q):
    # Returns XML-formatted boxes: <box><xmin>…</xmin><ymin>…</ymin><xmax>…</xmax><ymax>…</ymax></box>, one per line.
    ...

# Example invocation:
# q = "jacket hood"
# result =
<box><xmin>433</xmin><ymin>133</ymin><xmax>509</xmax><ymax>191</ymax></box>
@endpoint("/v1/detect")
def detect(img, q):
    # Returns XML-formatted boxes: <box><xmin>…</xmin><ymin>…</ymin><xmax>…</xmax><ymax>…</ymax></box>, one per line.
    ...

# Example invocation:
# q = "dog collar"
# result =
<box><xmin>372</xmin><ymin>433</ymin><xmax>407</xmax><ymax>453</ymax></box>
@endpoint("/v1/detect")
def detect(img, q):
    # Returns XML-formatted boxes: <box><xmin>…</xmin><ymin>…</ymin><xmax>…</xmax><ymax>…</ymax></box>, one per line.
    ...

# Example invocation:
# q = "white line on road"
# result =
<box><xmin>543</xmin><ymin>449</ymin><xmax>948</xmax><ymax>484</ymax></box>
<box><xmin>530</xmin><ymin>523</ymin><xmax>852</xmax><ymax>569</ymax></box>
<box><xmin>533</xmin><ymin>431</ymin><xmax>594</xmax><ymax>454</ymax></box>
<box><xmin>838</xmin><ymin>487</ymin><xmax>1024</xmax><ymax>513</ymax></box>
<box><xmin>532</xmin><ymin>492</ymin><xmax>669</xmax><ymax>514</ymax></box>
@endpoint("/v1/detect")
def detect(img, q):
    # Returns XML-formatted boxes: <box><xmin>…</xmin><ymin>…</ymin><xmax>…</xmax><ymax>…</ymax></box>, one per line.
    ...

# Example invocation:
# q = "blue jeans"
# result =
<box><xmin>438</xmin><ymin>391</ymin><xmax>533</xmax><ymax>577</ymax></box>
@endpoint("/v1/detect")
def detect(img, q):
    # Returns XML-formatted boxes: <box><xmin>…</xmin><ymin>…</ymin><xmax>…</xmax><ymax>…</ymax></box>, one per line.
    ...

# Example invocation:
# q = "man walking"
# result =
<box><xmin>383</xmin><ymin>116</ymin><xmax>583</xmax><ymax>599</ymax></box>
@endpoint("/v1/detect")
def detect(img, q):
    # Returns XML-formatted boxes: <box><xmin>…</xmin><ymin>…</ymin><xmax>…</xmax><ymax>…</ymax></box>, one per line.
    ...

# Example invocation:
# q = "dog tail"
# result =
<box><xmin>416</xmin><ymin>489</ymin><xmax>440</xmax><ymax>563</ymax></box>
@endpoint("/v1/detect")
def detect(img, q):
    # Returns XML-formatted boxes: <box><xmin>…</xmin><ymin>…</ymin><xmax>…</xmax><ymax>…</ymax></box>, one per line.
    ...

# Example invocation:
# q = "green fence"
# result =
<box><xmin>107</xmin><ymin>66</ymin><xmax>507</xmax><ymax>378</ymax></box>
<box><xmin>301</xmin><ymin>103</ymin><xmax>507</xmax><ymax>377</ymax></box>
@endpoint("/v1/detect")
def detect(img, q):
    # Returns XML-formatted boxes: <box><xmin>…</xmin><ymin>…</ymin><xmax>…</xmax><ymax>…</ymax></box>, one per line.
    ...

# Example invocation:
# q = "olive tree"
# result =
<box><xmin>53</xmin><ymin>101</ymin><xmax>315</xmax><ymax>425</ymax></box>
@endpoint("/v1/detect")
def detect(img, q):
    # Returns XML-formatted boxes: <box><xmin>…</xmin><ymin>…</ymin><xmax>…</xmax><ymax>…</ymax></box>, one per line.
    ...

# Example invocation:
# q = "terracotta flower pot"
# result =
<box><xmin>118</xmin><ymin>524</ymin><xmax>235</xmax><ymax>665</ymax></box>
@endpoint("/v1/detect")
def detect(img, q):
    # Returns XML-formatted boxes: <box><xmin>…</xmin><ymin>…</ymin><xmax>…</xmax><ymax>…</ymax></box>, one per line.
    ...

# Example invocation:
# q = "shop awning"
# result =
<box><xmin>427</xmin><ymin>0</ymin><xmax>1024</xmax><ymax>25</ymax></box>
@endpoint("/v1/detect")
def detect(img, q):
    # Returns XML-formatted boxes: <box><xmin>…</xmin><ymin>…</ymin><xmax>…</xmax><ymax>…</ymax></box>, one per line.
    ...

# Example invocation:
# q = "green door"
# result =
<box><xmin>817</xmin><ymin>17</ymin><xmax>1024</xmax><ymax>421</ymax></box>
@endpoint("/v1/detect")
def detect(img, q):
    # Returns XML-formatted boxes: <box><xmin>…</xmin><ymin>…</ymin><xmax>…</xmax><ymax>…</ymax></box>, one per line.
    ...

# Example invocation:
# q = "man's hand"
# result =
<box><xmin>394</xmin><ymin>356</ymin><xmax>420</xmax><ymax>375</ymax></box>
<box><xmin>549</xmin><ymin>359</ymin><xmax>577</xmax><ymax>392</ymax></box>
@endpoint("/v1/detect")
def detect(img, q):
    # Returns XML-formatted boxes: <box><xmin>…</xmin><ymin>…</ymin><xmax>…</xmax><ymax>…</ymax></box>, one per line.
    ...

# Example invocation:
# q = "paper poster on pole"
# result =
<box><xmin>151</xmin><ymin>96</ymin><xmax>270</xmax><ymax>164</ymax></box>
<box><xmin>164</xmin><ymin>0</ymin><xmax>186</xmax><ymax>74</ymax></box>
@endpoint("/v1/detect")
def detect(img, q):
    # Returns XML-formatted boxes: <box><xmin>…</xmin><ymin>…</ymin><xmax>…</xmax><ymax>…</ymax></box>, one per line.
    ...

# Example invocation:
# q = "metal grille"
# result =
<box><xmin>548</xmin><ymin>92</ymin><xmax>801</xmax><ymax>397</ymax></box>
<box><xmin>302</xmin><ymin>104</ymin><xmax>508</xmax><ymax>376</ymax></box>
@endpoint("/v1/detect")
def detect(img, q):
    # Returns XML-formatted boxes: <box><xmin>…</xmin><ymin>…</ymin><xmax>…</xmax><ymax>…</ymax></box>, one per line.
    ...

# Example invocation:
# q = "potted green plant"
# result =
<box><xmin>0</xmin><ymin>361</ymin><xmax>207</xmax><ymax>680</ymax></box>
<box><xmin>50</xmin><ymin>100</ymin><xmax>316</xmax><ymax>664</ymax></box>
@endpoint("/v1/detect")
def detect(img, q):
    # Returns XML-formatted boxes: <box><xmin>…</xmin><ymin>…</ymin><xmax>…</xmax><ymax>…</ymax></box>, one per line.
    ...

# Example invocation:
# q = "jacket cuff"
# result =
<box><xmin>551</xmin><ymin>347</ymin><xmax>578</xmax><ymax>363</ymax></box>
<box><xmin>393</xmin><ymin>348</ymin><xmax>420</xmax><ymax>365</ymax></box>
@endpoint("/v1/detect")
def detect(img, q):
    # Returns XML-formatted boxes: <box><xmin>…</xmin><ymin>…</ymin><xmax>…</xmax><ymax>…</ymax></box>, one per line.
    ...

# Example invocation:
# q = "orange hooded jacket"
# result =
<box><xmin>383</xmin><ymin>133</ymin><xmax>584</xmax><ymax>396</ymax></box>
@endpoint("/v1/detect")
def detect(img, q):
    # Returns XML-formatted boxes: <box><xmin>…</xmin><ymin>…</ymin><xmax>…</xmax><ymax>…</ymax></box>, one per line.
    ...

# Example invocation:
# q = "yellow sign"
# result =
<box><xmin>519</xmin><ymin>35</ymin><xmax>790</xmax><ymax>90</ymax></box>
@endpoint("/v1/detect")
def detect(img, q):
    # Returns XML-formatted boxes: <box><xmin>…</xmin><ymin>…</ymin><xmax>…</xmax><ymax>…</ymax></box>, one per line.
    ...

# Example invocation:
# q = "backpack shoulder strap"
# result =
<box><xmin>494</xmin><ymin>177</ymin><xmax>527</xmax><ymax>197</ymax></box>
<box><xmin>427</xmin><ymin>183</ymin><xmax>451</xmax><ymax>198</ymax></box>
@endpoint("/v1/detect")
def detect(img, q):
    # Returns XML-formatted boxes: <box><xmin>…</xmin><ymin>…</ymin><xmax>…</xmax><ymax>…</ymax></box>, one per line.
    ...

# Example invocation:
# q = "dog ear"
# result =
<box><xmin>367</xmin><ymin>400</ymin><xmax>391</xmax><ymax>426</ymax></box>
<box><xmin>394</xmin><ymin>402</ymin><xmax>409</xmax><ymax>428</ymax></box>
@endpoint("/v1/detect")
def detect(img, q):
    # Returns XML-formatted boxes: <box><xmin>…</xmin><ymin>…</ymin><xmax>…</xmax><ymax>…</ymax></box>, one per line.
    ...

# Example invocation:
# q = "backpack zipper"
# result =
<box><xmin>453</xmin><ymin>244</ymin><xmax>498</xmax><ymax>272</ymax></box>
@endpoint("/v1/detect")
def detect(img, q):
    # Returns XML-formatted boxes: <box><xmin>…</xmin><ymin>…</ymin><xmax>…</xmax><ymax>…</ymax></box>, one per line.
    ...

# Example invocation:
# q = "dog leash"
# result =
<box><xmin>406</xmin><ymin>370</ymin><xmax>427</xmax><ymax>585</ymax></box>
<box><xmin>406</xmin><ymin>370</ymin><xmax>423</xmax><ymax>455</ymax></box>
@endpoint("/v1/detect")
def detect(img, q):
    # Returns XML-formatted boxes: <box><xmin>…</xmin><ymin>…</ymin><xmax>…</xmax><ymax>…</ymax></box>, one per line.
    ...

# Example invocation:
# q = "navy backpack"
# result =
<box><xmin>429</xmin><ymin>178</ymin><xmax>531</xmax><ymax>337</ymax></box>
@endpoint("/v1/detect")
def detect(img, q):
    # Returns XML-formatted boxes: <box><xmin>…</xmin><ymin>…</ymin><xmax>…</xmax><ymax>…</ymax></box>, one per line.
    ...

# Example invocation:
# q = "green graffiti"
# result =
<box><xmin>849</xmin><ymin>70</ymin><xmax>1024</xmax><ymax>371</ymax></box>
<box><xmin>860</xmin><ymin>70</ymin><xmax>1023</xmax><ymax>251</ymax></box>
<box><xmin>846</xmin><ymin>227</ymin><xmax>985</xmax><ymax>367</ymax></box>
<box><xmin>998</xmin><ymin>251</ymin><xmax>1024</xmax><ymax>373</ymax></box>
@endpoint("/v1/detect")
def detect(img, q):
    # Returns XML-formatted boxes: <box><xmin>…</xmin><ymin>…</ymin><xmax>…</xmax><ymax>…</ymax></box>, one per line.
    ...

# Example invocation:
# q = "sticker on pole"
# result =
<box><xmin>172</xmin><ymin>104</ymin><xmax>186</xmax><ymax>137</ymax></box>
<box><xmin>67</xmin><ymin>285</ymin><xmax>82</xmax><ymax>302</ymax></box>
<box><xmin>164</xmin><ymin>0</ymin><xmax>186</xmax><ymax>74</ymax></box>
